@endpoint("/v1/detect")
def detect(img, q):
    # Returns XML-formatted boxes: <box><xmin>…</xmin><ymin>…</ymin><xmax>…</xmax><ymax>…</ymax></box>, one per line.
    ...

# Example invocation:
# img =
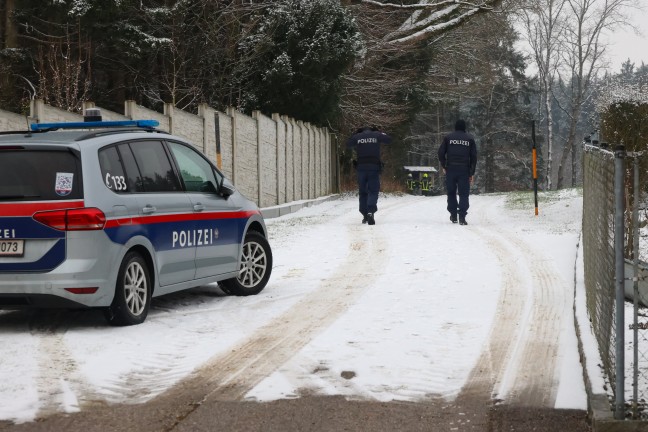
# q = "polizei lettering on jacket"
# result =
<box><xmin>449</xmin><ymin>139</ymin><xmax>471</xmax><ymax>146</ymax></box>
<box><xmin>357</xmin><ymin>138</ymin><xmax>378</xmax><ymax>144</ymax></box>
<box><xmin>172</xmin><ymin>228</ymin><xmax>218</xmax><ymax>248</ymax></box>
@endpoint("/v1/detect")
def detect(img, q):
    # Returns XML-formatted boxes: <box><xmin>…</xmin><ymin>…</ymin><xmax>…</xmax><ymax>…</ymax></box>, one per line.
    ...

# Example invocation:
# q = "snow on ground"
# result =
<box><xmin>0</xmin><ymin>190</ymin><xmax>596</xmax><ymax>424</ymax></box>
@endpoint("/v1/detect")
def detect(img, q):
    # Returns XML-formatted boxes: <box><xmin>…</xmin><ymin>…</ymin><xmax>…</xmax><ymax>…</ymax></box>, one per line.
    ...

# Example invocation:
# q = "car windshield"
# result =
<box><xmin>0</xmin><ymin>149</ymin><xmax>82</xmax><ymax>201</ymax></box>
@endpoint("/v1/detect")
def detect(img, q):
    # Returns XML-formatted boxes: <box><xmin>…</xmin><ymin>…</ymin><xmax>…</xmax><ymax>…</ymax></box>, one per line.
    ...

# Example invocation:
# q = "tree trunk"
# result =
<box><xmin>2</xmin><ymin>0</ymin><xmax>18</xmax><ymax>48</ymax></box>
<box><xmin>556</xmin><ymin>94</ymin><xmax>582</xmax><ymax>189</ymax></box>
<box><xmin>484</xmin><ymin>137</ymin><xmax>494</xmax><ymax>193</ymax></box>
<box><xmin>544</xmin><ymin>88</ymin><xmax>554</xmax><ymax>190</ymax></box>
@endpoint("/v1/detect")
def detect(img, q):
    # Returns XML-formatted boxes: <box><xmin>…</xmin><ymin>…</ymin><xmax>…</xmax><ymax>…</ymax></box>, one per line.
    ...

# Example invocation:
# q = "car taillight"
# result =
<box><xmin>33</xmin><ymin>208</ymin><xmax>106</xmax><ymax>231</ymax></box>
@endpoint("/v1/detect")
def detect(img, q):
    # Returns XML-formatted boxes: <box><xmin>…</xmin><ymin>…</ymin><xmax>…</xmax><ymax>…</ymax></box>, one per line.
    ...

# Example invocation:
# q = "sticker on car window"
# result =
<box><xmin>105</xmin><ymin>173</ymin><xmax>128</xmax><ymax>191</ymax></box>
<box><xmin>55</xmin><ymin>172</ymin><xmax>74</xmax><ymax>196</ymax></box>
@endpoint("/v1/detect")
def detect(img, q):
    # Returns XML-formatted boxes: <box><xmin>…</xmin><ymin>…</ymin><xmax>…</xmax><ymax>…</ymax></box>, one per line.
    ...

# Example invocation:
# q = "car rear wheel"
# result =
<box><xmin>219</xmin><ymin>231</ymin><xmax>272</xmax><ymax>296</ymax></box>
<box><xmin>105</xmin><ymin>251</ymin><xmax>151</xmax><ymax>326</ymax></box>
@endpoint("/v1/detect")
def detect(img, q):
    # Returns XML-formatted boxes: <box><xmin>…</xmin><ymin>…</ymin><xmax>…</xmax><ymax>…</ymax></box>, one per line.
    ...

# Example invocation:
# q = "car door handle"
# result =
<box><xmin>193</xmin><ymin>204</ymin><xmax>206</xmax><ymax>212</ymax></box>
<box><xmin>142</xmin><ymin>205</ymin><xmax>157</xmax><ymax>214</ymax></box>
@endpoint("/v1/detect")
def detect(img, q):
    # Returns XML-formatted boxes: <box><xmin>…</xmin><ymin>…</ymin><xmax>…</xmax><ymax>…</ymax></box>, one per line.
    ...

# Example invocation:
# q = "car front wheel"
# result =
<box><xmin>105</xmin><ymin>251</ymin><xmax>151</xmax><ymax>326</ymax></box>
<box><xmin>219</xmin><ymin>231</ymin><xmax>272</xmax><ymax>296</ymax></box>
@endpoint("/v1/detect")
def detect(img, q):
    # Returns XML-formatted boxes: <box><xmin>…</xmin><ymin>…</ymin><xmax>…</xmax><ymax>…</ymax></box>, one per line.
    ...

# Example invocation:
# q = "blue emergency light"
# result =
<box><xmin>30</xmin><ymin>119</ymin><xmax>160</xmax><ymax>131</ymax></box>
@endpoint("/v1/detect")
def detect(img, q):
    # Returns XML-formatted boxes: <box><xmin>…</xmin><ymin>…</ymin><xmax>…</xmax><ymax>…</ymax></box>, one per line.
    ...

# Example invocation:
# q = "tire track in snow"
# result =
<box><xmin>493</xmin><ymin>228</ymin><xmax>566</xmax><ymax>407</ymax></box>
<box><xmin>83</xmin><ymin>338</ymin><xmax>199</xmax><ymax>405</ymax></box>
<box><xmin>459</xmin><ymin>196</ymin><xmax>568</xmax><ymax>407</ymax></box>
<box><xmin>28</xmin><ymin>311</ymin><xmax>86</xmax><ymax>417</ymax></box>
<box><xmin>184</xmin><ymin>210</ymin><xmax>390</xmax><ymax>402</ymax></box>
<box><xmin>456</xmin><ymin>219</ymin><xmax>528</xmax><ymax>401</ymax></box>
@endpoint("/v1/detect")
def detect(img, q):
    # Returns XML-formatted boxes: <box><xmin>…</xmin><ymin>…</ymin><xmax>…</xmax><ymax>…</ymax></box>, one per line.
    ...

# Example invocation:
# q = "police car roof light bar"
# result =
<box><xmin>30</xmin><ymin>119</ymin><xmax>160</xmax><ymax>132</ymax></box>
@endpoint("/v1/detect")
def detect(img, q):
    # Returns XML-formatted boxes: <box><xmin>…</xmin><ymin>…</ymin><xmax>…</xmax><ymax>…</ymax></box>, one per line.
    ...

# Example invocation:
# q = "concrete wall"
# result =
<box><xmin>217</xmin><ymin>111</ymin><xmax>233</xmax><ymax>179</ymax></box>
<box><xmin>231</xmin><ymin>109</ymin><xmax>258</xmax><ymax>203</ymax></box>
<box><xmin>0</xmin><ymin>109</ymin><xmax>30</xmax><ymax>130</ymax></box>
<box><xmin>0</xmin><ymin>99</ymin><xmax>335</xmax><ymax>208</ymax></box>
<box><xmin>255</xmin><ymin>111</ymin><xmax>277</xmax><ymax>208</ymax></box>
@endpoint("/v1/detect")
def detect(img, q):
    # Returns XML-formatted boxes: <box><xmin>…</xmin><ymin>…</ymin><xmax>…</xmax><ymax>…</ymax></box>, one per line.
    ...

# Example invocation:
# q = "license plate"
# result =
<box><xmin>0</xmin><ymin>239</ymin><xmax>24</xmax><ymax>257</ymax></box>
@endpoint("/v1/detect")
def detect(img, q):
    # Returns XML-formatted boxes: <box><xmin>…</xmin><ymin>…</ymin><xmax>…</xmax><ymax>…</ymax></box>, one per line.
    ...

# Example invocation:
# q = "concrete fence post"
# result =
<box><xmin>163</xmin><ymin>103</ymin><xmax>174</xmax><ymax>134</ymax></box>
<box><xmin>197</xmin><ymin>103</ymin><xmax>210</xmax><ymax>155</ymax></box>
<box><xmin>272</xmin><ymin>113</ymin><xmax>282</xmax><ymax>206</ymax></box>
<box><xmin>252</xmin><ymin>110</ymin><xmax>263</xmax><ymax>207</ymax></box>
<box><xmin>124</xmin><ymin>100</ymin><xmax>136</xmax><ymax>119</ymax></box>
<box><xmin>30</xmin><ymin>99</ymin><xmax>45</xmax><ymax>122</ymax></box>
<box><xmin>227</xmin><ymin>107</ymin><xmax>238</xmax><ymax>187</ymax></box>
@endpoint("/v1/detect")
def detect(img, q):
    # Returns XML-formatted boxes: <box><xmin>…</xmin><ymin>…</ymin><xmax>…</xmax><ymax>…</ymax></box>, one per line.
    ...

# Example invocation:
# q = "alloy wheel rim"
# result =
<box><xmin>124</xmin><ymin>261</ymin><xmax>147</xmax><ymax>316</ymax></box>
<box><xmin>238</xmin><ymin>241</ymin><xmax>267</xmax><ymax>288</ymax></box>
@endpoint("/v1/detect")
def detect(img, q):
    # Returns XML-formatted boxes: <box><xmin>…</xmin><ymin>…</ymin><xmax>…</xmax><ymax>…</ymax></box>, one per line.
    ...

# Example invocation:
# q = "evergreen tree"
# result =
<box><xmin>237</xmin><ymin>0</ymin><xmax>361</xmax><ymax>125</ymax></box>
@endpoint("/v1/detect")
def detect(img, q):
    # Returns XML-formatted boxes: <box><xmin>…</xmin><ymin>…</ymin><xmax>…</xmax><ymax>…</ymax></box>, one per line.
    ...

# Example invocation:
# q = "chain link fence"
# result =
<box><xmin>583</xmin><ymin>144</ymin><xmax>648</xmax><ymax>419</ymax></box>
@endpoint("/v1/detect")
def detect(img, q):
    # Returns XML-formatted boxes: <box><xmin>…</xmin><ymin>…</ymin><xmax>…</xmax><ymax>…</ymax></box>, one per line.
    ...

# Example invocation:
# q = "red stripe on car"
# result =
<box><xmin>0</xmin><ymin>200</ymin><xmax>85</xmax><ymax>217</ymax></box>
<box><xmin>104</xmin><ymin>210</ymin><xmax>260</xmax><ymax>229</ymax></box>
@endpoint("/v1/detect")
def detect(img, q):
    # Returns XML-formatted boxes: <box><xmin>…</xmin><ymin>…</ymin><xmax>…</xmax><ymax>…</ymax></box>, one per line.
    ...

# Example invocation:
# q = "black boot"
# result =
<box><xmin>367</xmin><ymin>212</ymin><xmax>375</xmax><ymax>225</ymax></box>
<box><xmin>362</xmin><ymin>214</ymin><xmax>368</xmax><ymax>224</ymax></box>
<box><xmin>450</xmin><ymin>214</ymin><xmax>457</xmax><ymax>223</ymax></box>
<box><xmin>459</xmin><ymin>216</ymin><xmax>467</xmax><ymax>225</ymax></box>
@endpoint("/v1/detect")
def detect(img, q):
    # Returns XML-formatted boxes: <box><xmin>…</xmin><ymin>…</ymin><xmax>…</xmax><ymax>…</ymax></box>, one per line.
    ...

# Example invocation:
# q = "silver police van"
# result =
<box><xmin>0</xmin><ymin>115</ymin><xmax>272</xmax><ymax>325</ymax></box>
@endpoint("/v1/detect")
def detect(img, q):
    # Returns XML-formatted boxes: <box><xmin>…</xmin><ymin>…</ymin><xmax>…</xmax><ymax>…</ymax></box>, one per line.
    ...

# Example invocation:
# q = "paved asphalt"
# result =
<box><xmin>0</xmin><ymin>394</ymin><xmax>593</xmax><ymax>432</ymax></box>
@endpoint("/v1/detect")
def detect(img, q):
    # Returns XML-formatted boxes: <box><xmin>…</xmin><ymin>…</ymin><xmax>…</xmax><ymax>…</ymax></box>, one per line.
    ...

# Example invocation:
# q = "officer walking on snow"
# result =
<box><xmin>437</xmin><ymin>119</ymin><xmax>477</xmax><ymax>225</ymax></box>
<box><xmin>347</xmin><ymin>126</ymin><xmax>392</xmax><ymax>225</ymax></box>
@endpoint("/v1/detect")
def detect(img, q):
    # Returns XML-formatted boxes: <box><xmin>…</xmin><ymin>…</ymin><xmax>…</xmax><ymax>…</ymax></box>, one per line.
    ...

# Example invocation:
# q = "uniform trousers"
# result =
<box><xmin>356</xmin><ymin>166</ymin><xmax>381</xmax><ymax>215</ymax></box>
<box><xmin>445</xmin><ymin>168</ymin><xmax>470</xmax><ymax>217</ymax></box>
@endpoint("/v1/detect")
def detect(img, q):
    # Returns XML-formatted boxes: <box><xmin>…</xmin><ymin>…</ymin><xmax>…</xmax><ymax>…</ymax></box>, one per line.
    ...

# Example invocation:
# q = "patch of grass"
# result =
<box><xmin>504</xmin><ymin>188</ymin><xmax>583</xmax><ymax>210</ymax></box>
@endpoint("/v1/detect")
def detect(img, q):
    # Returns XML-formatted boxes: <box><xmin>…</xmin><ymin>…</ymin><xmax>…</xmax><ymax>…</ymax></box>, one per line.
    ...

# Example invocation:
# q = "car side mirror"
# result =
<box><xmin>219</xmin><ymin>178</ymin><xmax>236</xmax><ymax>198</ymax></box>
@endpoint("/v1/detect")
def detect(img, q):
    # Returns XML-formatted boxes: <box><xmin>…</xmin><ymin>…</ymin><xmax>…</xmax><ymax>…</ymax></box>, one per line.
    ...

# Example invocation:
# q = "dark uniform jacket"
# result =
<box><xmin>438</xmin><ymin>130</ymin><xmax>477</xmax><ymax>176</ymax></box>
<box><xmin>347</xmin><ymin>128</ymin><xmax>392</xmax><ymax>169</ymax></box>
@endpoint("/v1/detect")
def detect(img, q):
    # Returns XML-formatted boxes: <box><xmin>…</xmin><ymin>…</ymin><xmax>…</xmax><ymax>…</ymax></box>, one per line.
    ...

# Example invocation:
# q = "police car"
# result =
<box><xmin>0</xmin><ymin>114</ymin><xmax>272</xmax><ymax>325</ymax></box>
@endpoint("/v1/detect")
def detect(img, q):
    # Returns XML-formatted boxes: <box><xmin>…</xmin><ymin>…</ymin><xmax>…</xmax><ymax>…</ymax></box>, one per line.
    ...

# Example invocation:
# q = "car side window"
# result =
<box><xmin>98</xmin><ymin>146</ymin><xmax>129</xmax><ymax>193</ymax></box>
<box><xmin>117</xmin><ymin>144</ymin><xmax>144</xmax><ymax>192</ymax></box>
<box><xmin>128</xmin><ymin>141</ymin><xmax>181</xmax><ymax>192</ymax></box>
<box><xmin>167</xmin><ymin>142</ymin><xmax>218</xmax><ymax>193</ymax></box>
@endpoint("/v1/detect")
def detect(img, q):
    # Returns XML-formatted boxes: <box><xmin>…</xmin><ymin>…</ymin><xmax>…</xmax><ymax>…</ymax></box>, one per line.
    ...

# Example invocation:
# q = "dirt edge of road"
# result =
<box><xmin>0</xmin><ymin>395</ymin><xmax>593</xmax><ymax>432</ymax></box>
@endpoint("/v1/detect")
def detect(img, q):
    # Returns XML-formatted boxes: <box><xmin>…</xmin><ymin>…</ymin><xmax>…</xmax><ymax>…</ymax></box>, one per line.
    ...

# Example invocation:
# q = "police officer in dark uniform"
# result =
<box><xmin>437</xmin><ymin>119</ymin><xmax>477</xmax><ymax>225</ymax></box>
<box><xmin>347</xmin><ymin>126</ymin><xmax>392</xmax><ymax>225</ymax></box>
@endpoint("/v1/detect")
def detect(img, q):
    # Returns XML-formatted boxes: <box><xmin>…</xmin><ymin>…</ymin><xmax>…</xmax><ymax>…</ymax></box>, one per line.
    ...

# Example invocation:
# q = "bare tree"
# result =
<box><xmin>338</xmin><ymin>5</ymin><xmax>421</xmax><ymax>132</ymax></box>
<box><xmin>554</xmin><ymin>0</ymin><xmax>638</xmax><ymax>188</ymax></box>
<box><xmin>346</xmin><ymin>0</ymin><xmax>503</xmax><ymax>43</ymax></box>
<box><xmin>424</xmin><ymin>12</ymin><xmax>533</xmax><ymax>192</ymax></box>
<box><xmin>517</xmin><ymin>0</ymin><xmax>566</xmax><ymax>190</ymax></box>
<box><xmin>339</xmin><ymin>0</ymin><xmax>504</xmax><ymax>132</ymax></box>
<box><xmin>517</xmin><ymin>0</ymin><xmax>639</xmax><ymax>189</ymax></box>
<box><xmin>23</xmin><ymin>18</ymin><xmax>91</xmax><ymax>112</ymax></box>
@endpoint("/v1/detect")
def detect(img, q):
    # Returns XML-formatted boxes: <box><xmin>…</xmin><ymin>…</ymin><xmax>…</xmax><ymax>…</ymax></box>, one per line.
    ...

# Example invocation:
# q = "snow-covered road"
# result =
<box><xmin>0</xmin><ymin>191</ymin><xmax>586</xmax><ymax>424</ymax></box>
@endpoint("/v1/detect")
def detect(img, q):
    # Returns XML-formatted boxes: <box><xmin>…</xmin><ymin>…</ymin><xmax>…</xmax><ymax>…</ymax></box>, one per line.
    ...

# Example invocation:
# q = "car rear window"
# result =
<box><xmin>0</xmin><ymin>149</ymin><xmax>82</xmax><ymax>200</ymax></box>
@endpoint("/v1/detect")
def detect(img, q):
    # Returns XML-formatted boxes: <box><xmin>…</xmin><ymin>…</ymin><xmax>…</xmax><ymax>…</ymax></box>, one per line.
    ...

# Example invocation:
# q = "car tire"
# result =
<box><xmin>219</xmin><ymin>231</ymin><xmax>272</xmax><ymax>296</ymax></box>
<box><xmin>105</xmin><ymin>251</ymin><xmax>151</xmax><ymax>326</ymax></box>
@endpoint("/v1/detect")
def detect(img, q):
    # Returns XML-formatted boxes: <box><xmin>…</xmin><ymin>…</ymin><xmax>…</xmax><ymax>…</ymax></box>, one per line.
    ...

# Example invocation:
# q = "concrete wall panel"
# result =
<box><xmin>0</xmin><ymin>109</ymin><xmax>30</xmax><ymax>131</ymax></box>
<box><xmin>0</xmin><ymin>99</ymin><xmax>332</xmax><ymax>208</ymax></box>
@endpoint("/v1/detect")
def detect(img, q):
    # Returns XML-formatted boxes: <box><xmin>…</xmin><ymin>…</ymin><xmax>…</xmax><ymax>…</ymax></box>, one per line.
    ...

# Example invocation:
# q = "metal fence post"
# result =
<box><xmin>614</xmin><ymin>144</ymin><xmax>626</xmax><ymax>420</ymax></box>
<box><xmin>632</xmin><ymin>156</ymin><xmax>639</xmax><ymax>418</ymax></box>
